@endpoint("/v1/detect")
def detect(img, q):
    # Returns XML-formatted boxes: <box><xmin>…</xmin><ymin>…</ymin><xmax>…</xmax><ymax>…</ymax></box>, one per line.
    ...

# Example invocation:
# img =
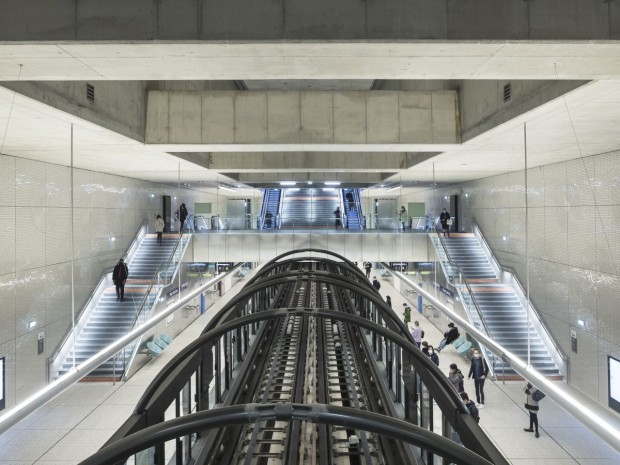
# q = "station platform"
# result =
<box><xmin>0</xmin><ymin>267</ymin><xmax>618</xmax><ymax>465</ymax></box>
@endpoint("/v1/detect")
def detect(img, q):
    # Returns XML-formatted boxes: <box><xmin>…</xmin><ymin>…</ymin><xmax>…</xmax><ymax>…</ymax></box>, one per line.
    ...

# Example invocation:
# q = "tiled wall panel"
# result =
<box><xmin>0</xmin><ymin>206</ymin><xmax>16</xmax><ymax>275</ymax></box>
<box><xmin>0</xmin><ymin>155</ymin><xmax>15</xmax><ymax>206</ymax></box>
<box><xmin>15</xmin><ymin>157</ymin><xmax>46</xmax><ymax>207</ymax></box>
<box><xmin>16</xmin><ymin>206</ymin><xmax>46</xmax><ymax>271</ymax></box>
<box><xmin>403</xmin><ymin>149</ymin><xmax>620</xmax><ymax>407</ymax></box>
<box><xmin>0</xmin><ymin>272</ymin><xmax>16</xmax><ymax>345</ymax></box>
<box><xmin>0</xmin><ymin>153</ymin><xmax>221</xmax><ymax>410</ymax></box>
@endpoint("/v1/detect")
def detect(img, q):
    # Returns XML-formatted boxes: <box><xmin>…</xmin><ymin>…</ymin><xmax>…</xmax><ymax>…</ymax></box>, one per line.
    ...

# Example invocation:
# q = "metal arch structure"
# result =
<box><xmin>107</xmin><ymin>251</ymin><xmax>508</xmax><ymax>465</ymax></box>
<box><xmin>79</xmin><ymin>403</ymin><xmax>494</xmax><ymax>465</ymax></box>
<box><xmin>125</xmin><ymin>308</ymin><xmax>506</xmax><ymax>464</ymax></box>
<box><xmin>247</xmin><ymin>255</ymin><xmax>368</xmax><ymax>286</ymax></box>
<box><xmin>135</xmin><ymin>269</ymin><xmax>416</xmax><ymax>413</ymax></box>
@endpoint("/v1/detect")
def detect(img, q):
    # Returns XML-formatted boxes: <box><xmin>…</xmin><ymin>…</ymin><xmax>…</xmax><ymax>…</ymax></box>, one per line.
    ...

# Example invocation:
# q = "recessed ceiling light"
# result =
<box><xmin>280</xmin><ymin>181</ymin><xmax>297</xmax><ymax>186</ymax></box>
<box><xmin>324</xmin><ymin>181</ymin><xmax>341</xmax><ymax>186</ymax></box>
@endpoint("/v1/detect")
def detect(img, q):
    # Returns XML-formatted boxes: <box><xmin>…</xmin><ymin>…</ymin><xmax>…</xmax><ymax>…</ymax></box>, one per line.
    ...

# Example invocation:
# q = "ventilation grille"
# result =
<box><xmin>503</xmin><ymin>83</ymin><xmax>511</xmax><ymax>102</ymax></box>
<box><xmin>86</xmin><ymin>83</ymin><xmax>95</xmax><ymax>102</ymax></box>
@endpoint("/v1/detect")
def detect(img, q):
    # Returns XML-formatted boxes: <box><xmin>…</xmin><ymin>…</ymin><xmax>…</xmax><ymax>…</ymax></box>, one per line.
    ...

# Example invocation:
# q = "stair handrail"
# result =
<box><xmin>430</xmin><ymin>233</ymin><xmax>497</xmax><ymax>375</ymax></box>
<box><xmin>122</xmin><ymin>218</ymin><xmax>149</xmax><ymax>262</ymax></box>
<box><xmin>47</xmin><ymin>219</ymin><xmax>149</xmax><ymax>374</ymax></box>
<box><xmin>435</xmin><ymin>233</ymin><xmax>495</xmax><ymax>338</ymax></box>
<box><xmin>129</xmin><ymin>231</ymin><xmax>191</xmax><ymax>330</ymax></box>
<box><xmin>470</xmin><ymin>219</ymin><xmax>568</xmax><ymax>366</ymax></box>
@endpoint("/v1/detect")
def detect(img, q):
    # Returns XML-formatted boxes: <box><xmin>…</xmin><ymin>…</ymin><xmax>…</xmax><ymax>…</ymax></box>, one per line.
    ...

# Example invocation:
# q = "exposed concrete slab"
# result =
<box><xmin>171</xmin><ymin>152</ymin><xmax>440</xmax><ymax>172</ymax></box>
<box><xmin>1</xmin><ymin>0</ymin><xmax>620</xmax><ymax>41</ymax></box>
<box><xmin>145</xmin><ymin>90</ymin><xmax>459</xmax><ymax>147</ymax></box>
<box><xmin>3</xmin><ymin>43</ymin><xmax>620</xmax><ymax>81</ymax></box>
<box><xmin>2</xmin><ymin>81</ymin><xmax>150</xmax><ymax>143</ymax></box>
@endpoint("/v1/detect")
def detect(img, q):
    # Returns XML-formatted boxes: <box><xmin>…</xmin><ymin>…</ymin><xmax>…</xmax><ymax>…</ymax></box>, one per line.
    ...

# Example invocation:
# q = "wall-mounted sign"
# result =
<box><xmin>37</xmin><ymin>332</ymin><xmax>45</xmax><ymax>355</ymax></box>
<box><xmin>0</xmin><ymin>356</ymin><xmax>5</xmax><ymax>411</ymax></box>
<box><xmin>570</xmin><ymin>329</ymin><xmax>577</xmax><ymax>353</ymax></box>
<box><xmin>166</xmin><ymin>282</ymin><xmax>190</xmax><ymax>299</ymax></box>
<box><xmin>433</xmin><ymin>282</ymin><xmax>455</xmax><ymax>298</ymax></box>
<box><xmin>608</xmin><ymin>355</ymin><xmax>620</xmax><ymax>414</ymax></box>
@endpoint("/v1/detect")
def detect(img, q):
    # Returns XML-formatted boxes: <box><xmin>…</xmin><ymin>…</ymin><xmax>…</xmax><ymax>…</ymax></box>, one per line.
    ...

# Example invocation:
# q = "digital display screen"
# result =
<box><xmin>609</xmin><ymin>356</ymin><xmax>620</xmax><ymax>413</ymax></box>
<box><xmin>0</xmin><ymin>357</ymin><xmax>5</xmax><ymax>411</ymax></box>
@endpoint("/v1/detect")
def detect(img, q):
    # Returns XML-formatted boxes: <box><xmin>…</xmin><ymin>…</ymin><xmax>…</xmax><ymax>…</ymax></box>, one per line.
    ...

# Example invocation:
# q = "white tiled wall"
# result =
<box><xmin>0</xmin><ymin>153</ymin><xmax>221</xmax><ymax>408</ymax></box>
<box><xmin>402</xmin><ymin>150</ymin><xmax>620</xmax><ymax>410</ymax></box>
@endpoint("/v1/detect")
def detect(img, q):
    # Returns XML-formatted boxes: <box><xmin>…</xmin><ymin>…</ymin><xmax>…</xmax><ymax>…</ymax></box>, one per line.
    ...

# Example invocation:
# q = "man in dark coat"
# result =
<box><xmin>372</xmin><ymin>276</ymin><xmax>381</xmax><ymax>291</ymax></box>
<box><xmin>364</xmin><ymin>262</ymin><xmax>372</xmax><ymax>279</ymax></box>
<box><xmin>113</xmin><ymin>258</ymin><xmax>129</xmax><ymax>301</ymax></box>
<box><xmin>468</xmin><ymin>349</ymin><xmax>489</xmax><ymax>408</ymax></box>
<box><xmin>439</xmin><ymin>208</ymin><xmax>451</xmax><ymax>237</ymax></box>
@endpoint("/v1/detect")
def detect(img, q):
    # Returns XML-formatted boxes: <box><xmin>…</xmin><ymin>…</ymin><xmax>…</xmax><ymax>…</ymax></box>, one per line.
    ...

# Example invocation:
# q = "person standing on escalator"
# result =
<box><xmin>346</xmin><ymin>191</ymin><xmax>355</xmax><ymax>212</ymax></box>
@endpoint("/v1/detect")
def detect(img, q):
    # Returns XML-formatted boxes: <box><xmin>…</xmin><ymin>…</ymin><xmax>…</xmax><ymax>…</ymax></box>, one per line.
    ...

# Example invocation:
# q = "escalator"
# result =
<box><xmin>279</xmin><ymin>188</ymin><xmax>340</xmax><ymax>228</ymax></box>
<box><xmin>342</xmin><ymin>188</ymin><xmax>363</xmax><ymax>229</ymax></box>
<box><xmin>260</xmin><ymin>188</ymin><xmax>281</xmax><ymax>229</ymax></box>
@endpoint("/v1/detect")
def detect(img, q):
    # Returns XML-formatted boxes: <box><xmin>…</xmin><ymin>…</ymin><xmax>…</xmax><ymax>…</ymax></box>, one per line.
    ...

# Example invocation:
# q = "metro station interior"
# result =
<box><xmin>1</xmin><ymin>2</ymin><xmax>620</xmax><ymax>464</ymax></box>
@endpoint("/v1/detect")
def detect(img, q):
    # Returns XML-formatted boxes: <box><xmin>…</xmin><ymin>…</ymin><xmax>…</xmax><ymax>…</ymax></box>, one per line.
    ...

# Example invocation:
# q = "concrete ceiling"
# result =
<box><xmin>2</xmin><ymin>43</ymin><xmax>620</xmax><ymax>193</ymax></box>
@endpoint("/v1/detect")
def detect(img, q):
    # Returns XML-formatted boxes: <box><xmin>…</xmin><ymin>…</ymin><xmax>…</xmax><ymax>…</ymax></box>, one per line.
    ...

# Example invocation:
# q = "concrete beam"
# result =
<box><xmin>146</xmin><ymin>90</ymin><xmax>459</xmax><ymax>148</ymax></box>
<box><xmin>171</xmin><ymin>152</ymin><xmax>442</xmax><ymax>172</ymax></box>
<box><xmin>0</xmin><ymin>0</ymin><xmax>619</xmax><ymax>41</ymax></box>
<box><xmin>1</xmin><ymin>43</ymin><xmax>620</xmax><ymax>81</ymax></box>
<box><xmin>230</xmin><ymin>172</ymin><xmax>389</xmax><ymax>185</ymax></box>
<box><xmin>1</xmin><ymin>81</ymin><xmax>150</xmax><ymax>143</ymax></box>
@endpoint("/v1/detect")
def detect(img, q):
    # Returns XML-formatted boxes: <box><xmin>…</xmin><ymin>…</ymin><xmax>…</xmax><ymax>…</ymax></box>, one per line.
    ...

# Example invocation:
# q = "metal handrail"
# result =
<box><xmin>470</xmin><ymin>220</ymin><xmax>568</xmax><ymax>363</ymax></box>
<box><xmin>0</xmin><ymin>265</ymin><xmax>244</xmax><ymax>436</ymax></box>
<box><xmin>122</xmin><ymin>218</ymin><xmax>149</xmax><ymax>261</ymax></box>
<box><xmin>47</xmin><ymin>219</ymin><xmax>148</xmax><ymax>371</ymax></box>
<box><xmin>47</xmin><ymin>268</ymin><xmax>111</xmax><ymax>368</ymax></box>
<box><xmin>387</xmin><ymin>269</ymin><xmax>620</xmax><ymax>454</ymax></box>
<box><xmin>429</xmin><ymin>234</ymin><xmax>497</xmax><ymax>370</ymax></box>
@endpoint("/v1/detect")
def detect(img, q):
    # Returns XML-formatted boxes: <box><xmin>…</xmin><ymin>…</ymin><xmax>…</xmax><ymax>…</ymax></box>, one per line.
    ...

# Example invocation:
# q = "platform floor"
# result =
<box><xmin>0</xmin><ymin>268</ymin><xmax>618</xmax><ymax>465</ymax></box>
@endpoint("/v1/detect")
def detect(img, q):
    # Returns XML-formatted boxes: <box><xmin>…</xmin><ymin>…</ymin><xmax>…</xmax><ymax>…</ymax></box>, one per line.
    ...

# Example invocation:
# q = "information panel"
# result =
<box><xmin>0</xmin><ymin>357</ymin><xmax>5</xmax><ymax>411</ymax></box>
<box><xmin>609</xmin><ymin>355</ymin><xmax>620</xmax><ymax>414</ymax></box>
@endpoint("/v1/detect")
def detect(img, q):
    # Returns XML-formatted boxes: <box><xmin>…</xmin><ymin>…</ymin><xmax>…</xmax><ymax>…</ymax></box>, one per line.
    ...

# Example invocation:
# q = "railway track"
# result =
<box><xmin>209</xmin><ymin>262</ymin><xmax>393</xmax><ymax>465</ymax></box>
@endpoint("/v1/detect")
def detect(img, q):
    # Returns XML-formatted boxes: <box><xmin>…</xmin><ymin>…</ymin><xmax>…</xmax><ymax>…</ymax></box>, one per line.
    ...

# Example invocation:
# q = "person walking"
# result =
<box><xmin>439</xmin><ymin>208</ymin><xmax>451</xmax><ymax>237</ymax></box>
<box><xmin>411</xmin><ymin>320</ymin><xmax>423</xmax><ymax>348</ymax></box>
<box><xmin>179</xmin><ymin>203</ymin><xmax>188</xmax><ymax>232</ymax></box>
<box><xmin>372</xmin><ymin>276</ymin><xmax>381</xmax><ymax>291</ymax></box>
<box><xmin>523</xmin><ymin>382</ymin><xmax>542</xmax><ymax>438</ymax></box>
<box><xmin>385</xmin><ymin>295</ymin><xmax>392</xmax><ymax>308</ymax></box>
<box><xmin>402</xmin><ymin>302</ymin><xmax>411</xmax><ymax>324</ymax></box>
<box><xmin>428</xmin><ymin>345</ymin><xmax>439</xmax><ymax>366</ymax></box>
<box><xmin>460</xmin><ymin>392</ymin><xmax>480</xmax><ymax>423</ymax></box>
<box><xmin>449</xmin><ymin>363</ymin><xmax>465</xmax><ymax>393</ymax></box>
<box><xmin>399</xmin><ymin>206</ymin><xmax>407</xmax><ymax>232</ymax></box>
<box><xmin>334</xmin><ymin>207</ymin><xmax>342</xmax><ymax>229</ymax></box>
<box><xmin>112</xmin><ymin>258</ymin><xmax>129</xmax><ymax>302</ymax></box>
<box><xmin>468</xmin><ymin>349</ymin><xmax>489</xmax><ymax>408</ymax></box>
<box><xmin>364</xmin><ymin>262</ymin><xmax>372</xmax><ymax>279</ymax></box>
<box><xmin>437</xmin><ymin>322</ymin><xmax>459</xmax><ymax>352</ymax></box>
<box><xmin>155</xmin><ymin>214</ymin><xmax>165</xmax><ymax>246</ymax></box>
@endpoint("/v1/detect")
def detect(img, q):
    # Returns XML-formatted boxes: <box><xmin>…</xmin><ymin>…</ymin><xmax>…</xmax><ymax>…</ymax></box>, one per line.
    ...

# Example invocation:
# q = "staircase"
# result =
<box><xmin>342</xmin><ymin>188</ymin><xmax>362</xmax><ymax>229</ymax></box>
<box><xmin>441</xmin><ymin>233</ymin><xmax>562</xmax><ymax>379</ymax></box>
<box><xmin>280</xmin><ymin>188</ymin><xmax>340</xmax><ymax>228</ymax></box>
<box><xmin>56</xmin><ymin>234</ymin><xmax>178</xmax><ymax>380</ymax></box>
<box><xmin>261</xmin><ymin>189</ymin><xmax>281</xmax><ymax>229</ymax></box>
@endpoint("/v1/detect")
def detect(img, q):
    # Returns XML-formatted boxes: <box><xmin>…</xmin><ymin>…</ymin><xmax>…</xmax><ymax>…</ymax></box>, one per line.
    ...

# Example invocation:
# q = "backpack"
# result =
<box><xmin>467</xmin><ymin>402</ymin><xmax>480</xmax><ymax>423</ymax></box>
<box><xmin>420</xmin><ymin>330</ymin><xmax>425</xmax><ymax>338</ymax></box>
<box><xmin>532</xmin><ymin>389</ymin><xmax>546</xmax><ymax>402</ymax></box>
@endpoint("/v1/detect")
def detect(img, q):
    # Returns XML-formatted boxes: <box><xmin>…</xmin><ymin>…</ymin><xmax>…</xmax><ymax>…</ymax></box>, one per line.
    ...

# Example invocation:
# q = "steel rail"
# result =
<box><xmin>77</xmin><ymin>403</ymin><xmax>493</xmax><ymax>465</ymax></box>
<box><xmin>0</xmin><ymin>263</ymin><xmax>244</xmax><ymax>435</ymax></box>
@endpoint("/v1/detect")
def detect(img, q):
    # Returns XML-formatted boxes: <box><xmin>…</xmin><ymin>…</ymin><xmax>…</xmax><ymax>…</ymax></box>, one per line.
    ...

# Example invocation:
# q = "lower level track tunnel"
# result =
<box><xmin>85</xmin><ymin>249</ymin><xmax>509</xmax><ymax>465</ymax></box>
